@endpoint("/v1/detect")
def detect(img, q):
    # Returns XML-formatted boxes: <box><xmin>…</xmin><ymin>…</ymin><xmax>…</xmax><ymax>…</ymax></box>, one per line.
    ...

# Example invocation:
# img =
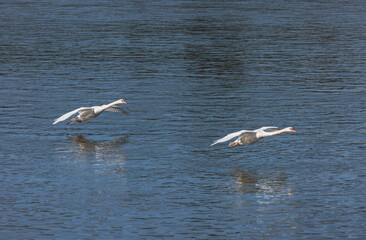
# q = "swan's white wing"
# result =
<box><xmin>53</xmin><ymin>107</ymin><xmax>92</xmax><ymax>125</ymax></box>
<box><xmin>210</xmin><ymin>130</ymin><xmax>252</xmax><ymax>146</ymax></box>
<box><xmin>105</xmin><ymin>106</ymin><xmax>130</xmax><ymax>115</ymax></box>
<box><xmin>255</xmin><ymin>126</ymin><xmax>278</xmax><ymax>132</ymax></box>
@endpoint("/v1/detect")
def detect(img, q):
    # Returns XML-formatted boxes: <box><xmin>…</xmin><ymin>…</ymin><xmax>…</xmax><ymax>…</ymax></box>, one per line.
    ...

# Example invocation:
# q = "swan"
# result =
<box><xmin>53</xmin><ymin>99</ymin><xmax>128</xmax><ymax>125</ymax></box>
<box><xmin>210</xmin><ymin>126</ymin><xmax>296</xmax><ymax>147</ymax></box>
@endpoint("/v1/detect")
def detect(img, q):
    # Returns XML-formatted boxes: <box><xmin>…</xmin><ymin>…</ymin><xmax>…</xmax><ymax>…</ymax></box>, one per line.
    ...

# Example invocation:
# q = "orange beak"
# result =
<box><xmin>122</xmin><ymin>100</ymin><xmax>127</xmax><ymax>104</ymax></box>
<box><xmin>291</xmin><ymin>129</ymin><xmax>296</xmax><ymax>132</ymax></box>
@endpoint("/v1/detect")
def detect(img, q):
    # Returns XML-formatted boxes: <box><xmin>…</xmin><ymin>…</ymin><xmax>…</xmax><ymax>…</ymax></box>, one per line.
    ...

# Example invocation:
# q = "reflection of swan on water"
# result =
<box><xmin>233</xmin><ymin>169</ymin><xmax>296</xmax><ymax>230</ymax></box>
<box><xmin>63</xmin><ymin>135</ymin><xmax>128</xmax><ymax>176</ymax></box>
<box><xmin>233</xmin><ymin>169</ymin><xmax>292</xmax><ymax>198</ymax></box>
<box><xmin>66</xmin><ymin>135</ymin><xmax>128</xmax><ymax>174</ymax></box>
<box><xmin>233</xmin><ymin>170</ymin><xmax>260</xmax><ymax>194</ymax></box>
<box><xmin>68</xmin><ymin>135</ymin><xmax>129</xmax><ymax>154</ymax></box>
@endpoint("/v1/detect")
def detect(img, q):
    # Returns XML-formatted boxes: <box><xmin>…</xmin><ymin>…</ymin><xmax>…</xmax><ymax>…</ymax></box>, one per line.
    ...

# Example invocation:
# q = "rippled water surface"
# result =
<box><xmin>1</xmin><ymin>0</ymin><xmax>366</xmax><ymax>239</ymax></box>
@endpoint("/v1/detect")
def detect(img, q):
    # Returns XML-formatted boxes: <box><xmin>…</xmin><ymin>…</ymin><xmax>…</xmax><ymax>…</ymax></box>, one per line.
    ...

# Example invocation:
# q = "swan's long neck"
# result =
<box><xmin>256</xmin><ymin>128</ymin><xmax>289</xmax><ymax>138</ymax></box>
<box><xmin>104</xmin><ymin>100</ymin><xmax>122</xmax><ymax>109</ymax></box>
<box><xmin>94</xmin><ymin>100</ymin><xmax>122</xmax><ymax>114</ymax></box>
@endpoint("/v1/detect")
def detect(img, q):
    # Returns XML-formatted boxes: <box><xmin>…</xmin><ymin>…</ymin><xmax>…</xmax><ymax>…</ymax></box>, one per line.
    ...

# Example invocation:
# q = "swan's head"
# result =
<box><xmin>285</xmin><ymin>127</ymin><xmax>296</xmax><ymax>132</ymax></box>
<box><xmin>118</xmin><ymin>99</ymin><xmax>127</xmax><ymax>104</ymax></box>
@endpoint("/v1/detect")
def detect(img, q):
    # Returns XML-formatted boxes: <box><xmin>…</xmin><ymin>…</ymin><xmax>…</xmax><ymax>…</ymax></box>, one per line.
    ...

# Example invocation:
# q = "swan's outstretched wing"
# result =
<box><xmin>53</xmin><ymin>107</ymin><xmax>91</xmax><ymax>125</ymax></box>
<box><xmin>105</xmin><ymin>106</ymin><xmax>130</xmax><ymax>115</ymax></box>
<box><xmin>210</xmin><ymin>130</ymin><xmax>252</xmax><ymax>146</ymax></box>
<box><xmin>255</xmin><ymin>126</ymin><xmax>278</xmax><ymax>132</ymax></box>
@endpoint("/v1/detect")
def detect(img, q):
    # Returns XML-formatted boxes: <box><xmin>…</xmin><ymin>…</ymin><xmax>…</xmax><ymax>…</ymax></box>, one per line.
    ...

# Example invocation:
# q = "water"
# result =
<box><xmin>1</xmin><ymin>0</ymin><xmax>366</xmax><ymax>239</ymax></box>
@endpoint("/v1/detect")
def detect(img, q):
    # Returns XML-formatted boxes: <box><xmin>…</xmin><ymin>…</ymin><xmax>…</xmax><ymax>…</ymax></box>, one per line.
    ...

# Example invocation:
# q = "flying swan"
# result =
<box><xmin>210</xmin><ymin>126</ymin><xmax>296</xmax><ymax>147</ymax></box>
<box><xmin>53</xmin><ymin>99</ymin><xmax>128</xmax><ymax>125</ymax></box>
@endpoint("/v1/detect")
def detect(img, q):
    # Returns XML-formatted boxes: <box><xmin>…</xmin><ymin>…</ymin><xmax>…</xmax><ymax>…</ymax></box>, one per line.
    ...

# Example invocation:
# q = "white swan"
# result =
<box><xmin>211</xmin><ymin>126</ymin><xmax>296</xmax><ymax>147</ymax></box>
<box><xmin>53</xmin><ymin>99</ymin><xmax>127</xmax><ymax>125</ymax></box>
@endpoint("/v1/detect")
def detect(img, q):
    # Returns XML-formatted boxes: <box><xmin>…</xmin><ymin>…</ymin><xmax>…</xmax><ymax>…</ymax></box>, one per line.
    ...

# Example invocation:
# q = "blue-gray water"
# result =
<box><xmin>1</xmin><ymin>0</ymin><xmax>366</xmax><ymax>239</ymax></box>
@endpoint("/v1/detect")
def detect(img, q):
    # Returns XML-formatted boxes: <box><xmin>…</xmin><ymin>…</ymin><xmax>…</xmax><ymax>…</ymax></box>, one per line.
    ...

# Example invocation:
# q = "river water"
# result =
<box><xmin>1</xmin><ymin>0</ymin><xmax>365</xmax><ymax>239</ymax></box>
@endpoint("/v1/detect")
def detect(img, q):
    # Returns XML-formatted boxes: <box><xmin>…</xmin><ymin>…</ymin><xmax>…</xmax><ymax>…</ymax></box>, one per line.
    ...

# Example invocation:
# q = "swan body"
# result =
<box><xmin>53</xmin><ymin>99</ymin><xmax>127</xmax><ymax>125</ymax></box>
<box><xmin>210</xmin><ymin>126</ymin><xmax>296</xmax><ymax>147</ymax></box>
